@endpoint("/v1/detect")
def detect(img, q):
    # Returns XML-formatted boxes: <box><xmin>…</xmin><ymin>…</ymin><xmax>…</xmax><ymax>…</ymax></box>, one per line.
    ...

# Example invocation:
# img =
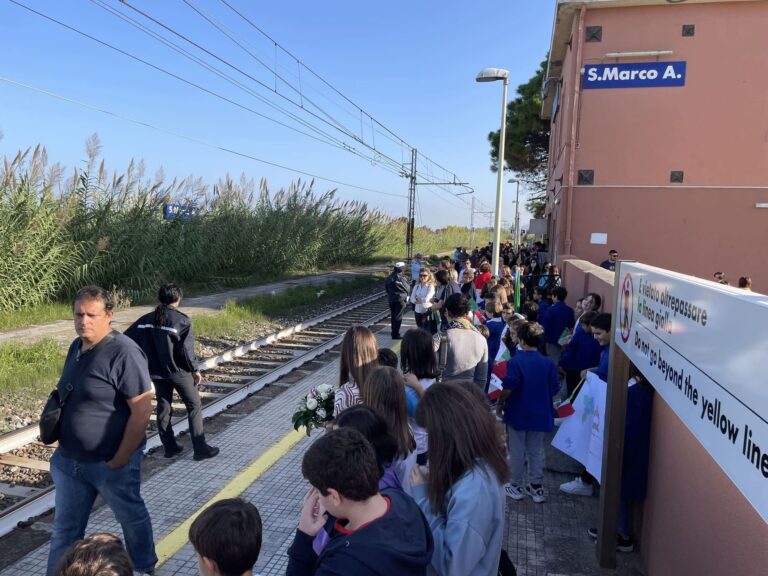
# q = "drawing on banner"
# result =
<box><xmin>620</xmin><ymin>272</ymin><xmax>633</xmax><ymax>343</ymax></box>
<box><xmin>552</xmin><ymin>372</ymin><xmax>607</xmax><ymax>482</ymax></box>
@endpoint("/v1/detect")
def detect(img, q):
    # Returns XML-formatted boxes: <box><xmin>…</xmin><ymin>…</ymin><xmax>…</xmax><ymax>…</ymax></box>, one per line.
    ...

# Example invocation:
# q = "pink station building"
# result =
<box><xmin>542</xmin><ymin>0</ymin><xmax>768</xmax><ymax>290</ymax></box>
<box><xmin>541</xmin><ymin>1</ymin><xmax>768</xmax><ymax>575</ymax></box>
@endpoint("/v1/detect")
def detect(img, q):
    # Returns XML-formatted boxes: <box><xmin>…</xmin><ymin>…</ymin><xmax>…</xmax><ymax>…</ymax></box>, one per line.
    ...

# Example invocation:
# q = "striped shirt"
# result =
<box><xmin>334</xmin><ymin>381</ymin><xmax>361</xmax><ymax>417</ymax></box>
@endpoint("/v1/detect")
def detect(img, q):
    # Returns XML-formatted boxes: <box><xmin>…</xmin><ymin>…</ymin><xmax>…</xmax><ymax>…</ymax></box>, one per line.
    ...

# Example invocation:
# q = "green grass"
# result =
<box><xmin>0</xmin><ymin>339</ymin><xmax>66</xmax><ymax>395</ymax></box>
<box><xmin>192</xmin><ymin>275</ymin><xmax>384</xmax><ymax>339</ymax></box>
<box><xmin>371</xmin><ymin>222</ymin><xmax>477</xmax><ymax>261</ymax></box>
<box><xmin>0</xmin><ymin>302</ymin><xmax>74</xmax><ymax>331</ymax></box>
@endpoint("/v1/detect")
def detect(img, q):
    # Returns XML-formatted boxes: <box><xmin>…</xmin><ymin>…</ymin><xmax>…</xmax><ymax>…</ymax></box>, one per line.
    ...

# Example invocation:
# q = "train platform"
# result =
<box><xmin>0</xmin><ymin>319</ymin><xmax>645</xmax><ymax>576</ymax></box>
<box><xmin>0</xmin><ymin>264</ymin><xmax>385</xmax><ymax>348</ymax></box>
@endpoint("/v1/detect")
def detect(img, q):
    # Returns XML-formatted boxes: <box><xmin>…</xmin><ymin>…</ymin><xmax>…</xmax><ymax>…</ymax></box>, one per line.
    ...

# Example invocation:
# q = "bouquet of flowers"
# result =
<box><xmin>292</xmin><ymin>383</ymin><xmax>335</xmax><ymax>436</ymax></box>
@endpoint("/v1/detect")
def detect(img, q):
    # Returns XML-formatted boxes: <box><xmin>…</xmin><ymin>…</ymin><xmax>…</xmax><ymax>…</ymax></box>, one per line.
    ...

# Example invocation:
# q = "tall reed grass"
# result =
<box><xmin>0</xmin><ymin>137</ymin><xmax>473</xmax><ymax>313</ymax></box>
<box><xmin>0</xmin><ymin>137</ymin><xmax>382</xmax><ymax>311</ymax></box>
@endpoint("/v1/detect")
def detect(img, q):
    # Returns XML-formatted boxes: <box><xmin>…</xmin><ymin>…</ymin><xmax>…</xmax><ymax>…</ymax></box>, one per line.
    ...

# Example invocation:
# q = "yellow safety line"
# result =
<box><xmin>155</xmin><ymin>336</ymin><xmax>402</xmax><ymax>566</ymax></box>
<box><xmin>155</xmin><ymin>428</ymin><xmax>305</xmax><ymax>565</ymax></box>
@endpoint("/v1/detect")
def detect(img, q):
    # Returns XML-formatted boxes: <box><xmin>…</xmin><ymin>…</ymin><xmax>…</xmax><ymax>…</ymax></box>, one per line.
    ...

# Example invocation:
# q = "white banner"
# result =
<box><xmin>615</xmin><ymin>262</ymin><xmax>768</xmax><ymax>522</ymax></box>
<box><xmin>551</xmin><ymin>372</ymin><xmax>607</xmax><ymax>481</ymax></box>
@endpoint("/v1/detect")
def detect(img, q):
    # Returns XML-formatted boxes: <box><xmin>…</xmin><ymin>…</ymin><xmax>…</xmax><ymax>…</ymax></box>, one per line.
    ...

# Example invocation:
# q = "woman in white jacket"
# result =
<box><xmin>409</xmin><ymin>269</ymin><xmax>435</xmax><ymax>331</ymax></box>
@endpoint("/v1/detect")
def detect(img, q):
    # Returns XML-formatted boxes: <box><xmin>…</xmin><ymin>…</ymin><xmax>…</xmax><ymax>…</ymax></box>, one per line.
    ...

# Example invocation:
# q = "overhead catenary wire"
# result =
<box><xmin>13</xmin><ymin>0</ymin><xmax>405</xmax><ymax>181</ymax></box>
<box><xmin>118</xmin><ymin>0</ymin><xmax>407</xmax><ymax>177</ymax></box>
<box><xmin>0</xmin><ymin>76</ymin><xmax>407</xmax><ymax>199</ymax></box>
<box><xmin>176</xmin><ymin>0</ymin><xmax>476</xmax><ymax>206</ymax></box>
<box><xmin>9</xmin><ymin>0</ymin><xmax>476</xmax><ymax>213</ymax></box>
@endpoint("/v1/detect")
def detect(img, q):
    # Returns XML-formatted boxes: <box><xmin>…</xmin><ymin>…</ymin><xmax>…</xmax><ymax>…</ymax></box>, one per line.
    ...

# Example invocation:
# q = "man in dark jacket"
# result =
<box><xmin>125</xmin><ymin>283</ymin><xmax>218</xmax><ymax>460</ymax></box>
<box><xmin>287</xmin><ymin>428</ymin><xmax>433</xmax><ymax>575</ymax></box>
<box><xmin>384</xmin><ymin>262</ymin><xmax>410</xmax><ymax>339</ymax></box>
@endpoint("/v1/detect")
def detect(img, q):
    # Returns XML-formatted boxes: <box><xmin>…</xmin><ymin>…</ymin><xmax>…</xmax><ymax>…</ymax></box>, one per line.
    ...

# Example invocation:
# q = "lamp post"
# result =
<box><xmin>476</xmin><ymin>67</ymin><xmax>509</xmax><ymax>276</ymax></box>
<box><xmin>507</xmin><ymin>178</ymin><xmax>521</xmax><ymax>252</ymax></box>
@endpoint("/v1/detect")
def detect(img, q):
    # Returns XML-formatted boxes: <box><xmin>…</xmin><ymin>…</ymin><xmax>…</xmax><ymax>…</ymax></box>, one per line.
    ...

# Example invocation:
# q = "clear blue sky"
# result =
<box><xmin>0</xmin><ymin>0</ymin><xmax>555</xmax><ymax>231</ymax></box>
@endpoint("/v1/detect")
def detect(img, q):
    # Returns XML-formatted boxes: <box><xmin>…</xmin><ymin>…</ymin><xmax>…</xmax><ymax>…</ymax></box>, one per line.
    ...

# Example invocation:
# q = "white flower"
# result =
<box><xmin>306</xmin><ymin>397</ymin><xmax>318</xmax><ymax>411</ymax></box>
<box><xmin>316</xmin><ymin>407</ymin><xmax>327</xmax><ymax>420</ymax></box>
<box><xmin>316</xmin><ymin>383</ymin><xmax>333</xmax><ymax>394</ymax></box>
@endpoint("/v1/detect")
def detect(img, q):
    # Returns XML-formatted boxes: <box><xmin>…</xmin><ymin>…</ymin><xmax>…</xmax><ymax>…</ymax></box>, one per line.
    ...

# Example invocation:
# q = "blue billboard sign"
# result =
<box><xmin>163</xmin><ymin>203</ymin><xmax>200</xmax><ymax>220</ymax></box>
<box><xmin>583</xmin><ymin>61</ymin><xmax>686</xmax><ymax>89</ymax></box>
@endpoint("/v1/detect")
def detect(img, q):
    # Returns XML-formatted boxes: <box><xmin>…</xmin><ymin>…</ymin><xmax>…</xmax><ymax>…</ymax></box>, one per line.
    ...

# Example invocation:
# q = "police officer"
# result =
<box><xmin>125</xmin><ymin>283</ymin><xmax>219</xmax><ymax>460</ymax></box>
<box><xmin>385</xmin><ymin>262</ymin><xmax>410</xmax><ymax>339</ymax></box>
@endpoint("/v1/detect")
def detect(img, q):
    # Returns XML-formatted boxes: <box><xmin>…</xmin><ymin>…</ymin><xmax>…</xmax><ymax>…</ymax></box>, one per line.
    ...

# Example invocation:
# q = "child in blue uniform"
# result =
<box><xmin>496</xmin><ymin>322</ymin><xmax>559</xmax><ymax>503</ymax></box>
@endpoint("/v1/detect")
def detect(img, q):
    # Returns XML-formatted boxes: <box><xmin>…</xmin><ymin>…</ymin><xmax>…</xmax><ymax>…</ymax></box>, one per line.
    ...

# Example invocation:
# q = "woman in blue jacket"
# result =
<box><xmin>411</xmin><ymin>384</ymin><xmax>509</xmax><ymax>576</ymax></box>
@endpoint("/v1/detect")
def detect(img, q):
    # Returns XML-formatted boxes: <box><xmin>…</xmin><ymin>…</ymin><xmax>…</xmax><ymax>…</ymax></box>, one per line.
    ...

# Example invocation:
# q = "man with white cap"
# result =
<box><xmin>385</xmin><ymin>262</ymin><xmax>411</xmax><ymax>339</ymax></box>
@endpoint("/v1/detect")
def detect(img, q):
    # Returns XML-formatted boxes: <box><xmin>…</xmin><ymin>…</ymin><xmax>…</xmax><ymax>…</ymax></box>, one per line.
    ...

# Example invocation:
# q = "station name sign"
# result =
<box><xmin>583</xmin><ymin>61</ymin><xmax>686</xmax><ymax>89</ymax></box>
<box><xmin>614</xmin><ymin>262</ymin><xmax>768</xmax><ymax>523</ymax></box>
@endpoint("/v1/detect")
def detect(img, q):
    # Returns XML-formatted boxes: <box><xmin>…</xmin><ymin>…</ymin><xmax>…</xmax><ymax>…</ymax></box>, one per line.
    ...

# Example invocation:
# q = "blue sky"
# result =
<box><xmin>0</xmin><ymin>0</ymin><xmax>555</xmax><ymax>230</ymax></box>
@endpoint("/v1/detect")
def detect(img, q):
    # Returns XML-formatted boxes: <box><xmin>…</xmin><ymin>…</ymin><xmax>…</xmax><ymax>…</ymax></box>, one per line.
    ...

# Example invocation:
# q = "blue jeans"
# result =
<box><xmin>506</xmin><ymin>427</ymin><xmax>546</xmax><ymax>485</ymax></box>
<box><xmin>47</xmin><ymin>449</ymin><xmax>157</xmax><ymax>576</ymax></box>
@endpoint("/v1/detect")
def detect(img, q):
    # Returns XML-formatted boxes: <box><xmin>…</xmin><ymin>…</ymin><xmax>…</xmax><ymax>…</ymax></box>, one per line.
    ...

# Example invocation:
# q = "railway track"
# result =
<box><xmin>0</xmin><ymin>292</ymin><xmax>390</xmax><ymax>539</ymax></box>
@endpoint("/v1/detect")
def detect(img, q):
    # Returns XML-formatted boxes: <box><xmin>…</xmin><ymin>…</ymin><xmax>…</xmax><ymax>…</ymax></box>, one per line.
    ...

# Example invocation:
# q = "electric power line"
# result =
<box><xmin>0</xmin><ymin>75</ymin><xmax>407</xmax><ymax>199</ymax></box>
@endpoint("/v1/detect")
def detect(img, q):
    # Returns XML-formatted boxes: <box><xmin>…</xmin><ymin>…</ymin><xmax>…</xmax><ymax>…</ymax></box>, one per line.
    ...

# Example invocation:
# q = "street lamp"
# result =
<box><xmin>476</xmin><ymin>67</ymin><xmax>509</xmax><ymax>276</ymax></box>
<box><xmin>507</xmin><ymin>178</ymin><xmax>522</xmax><ymax>252</ymax></box>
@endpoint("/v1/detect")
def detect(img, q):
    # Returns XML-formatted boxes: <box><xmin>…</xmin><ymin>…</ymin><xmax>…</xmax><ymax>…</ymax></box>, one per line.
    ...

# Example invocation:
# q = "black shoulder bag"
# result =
<box><xmin>39</xmin><ymin>333</ymin><xmax>115</xmax><ymax>444</ymax></box>
<box><xmin>39</xmin><ymin>382</ymin><xmax>74</xmax><ymax>445</ymax></box>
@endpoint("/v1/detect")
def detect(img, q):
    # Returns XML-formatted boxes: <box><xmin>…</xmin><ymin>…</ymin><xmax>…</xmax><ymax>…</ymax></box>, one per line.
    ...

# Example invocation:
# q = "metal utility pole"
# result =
<box><xmin>469</xmin><ymin>196</ymin><xmax>475</xmax><ymax>248</ymax></box>
<box><xmin>403</xmin><ymin>149</ymin><xmax>470</xmax><ymax>264</ymax></box>
<box><xmin>405</xmin><ymin>148</ymin><xmax>417</xmax><ymax>264</ymax></box>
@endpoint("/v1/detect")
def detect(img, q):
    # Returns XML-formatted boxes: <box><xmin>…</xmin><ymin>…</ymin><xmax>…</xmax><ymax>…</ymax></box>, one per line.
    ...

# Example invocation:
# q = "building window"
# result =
<box><xmin>682</xmin><ymin>24</ymin><xmax>695</xmax><ymax>37</ymax></box>
<box><xmin>670</xmin><ymin>171</ymin><xmax>684</xmax><ymax>183</ymax></box>
<box><xmin>578</xmin><ymin>170</ymin><xmax>595</xmax><ymax>185</ymax></box>
<box><xmin>585</xmin><ymin>26</ymin><xmax>602</xmax><ymax>42</ymax></box>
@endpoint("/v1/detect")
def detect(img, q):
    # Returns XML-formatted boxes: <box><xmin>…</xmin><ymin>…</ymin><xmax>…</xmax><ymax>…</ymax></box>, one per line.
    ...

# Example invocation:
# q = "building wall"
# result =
<box><xmin>549</xmin><ymin>1</ymin><xmax>768</xmax><ymax>289</ymax></box>
<box><xmin>560</xmin><ymin>258</ymin><xmax>768</xmax><ymax>576</ymax></box>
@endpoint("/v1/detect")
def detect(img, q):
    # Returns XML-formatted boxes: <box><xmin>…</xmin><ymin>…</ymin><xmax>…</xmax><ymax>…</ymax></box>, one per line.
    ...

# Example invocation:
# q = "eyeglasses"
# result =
<box><xmin>419</xmin><ymin>274</ymin><xmax>428</xmax><ymax>278</ymax></box>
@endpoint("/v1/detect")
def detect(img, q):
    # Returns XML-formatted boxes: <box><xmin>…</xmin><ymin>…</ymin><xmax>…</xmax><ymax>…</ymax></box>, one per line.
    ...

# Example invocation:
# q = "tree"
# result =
<box><xmin>487</xmin><ymin>59</ymin><xmax>549</xmax><ymax>219</ymax></box>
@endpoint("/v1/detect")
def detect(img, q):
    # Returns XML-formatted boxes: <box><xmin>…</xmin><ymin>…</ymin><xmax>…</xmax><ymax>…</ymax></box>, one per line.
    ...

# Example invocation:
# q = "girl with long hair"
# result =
<box><xmin>363</xmin><ymin>366</ymin><xmax>418</xmax><ymax>493</ymax></box>
<box><xmin>399</xmin><ymin>328</ymin><xmax>439</xmax><ymax>466</ymax></box>
<box><xmin>411</xmin><ymin>384</ymin><xmax>510</xmax><ymax>576</ymax></box>
<box><xmin>362</xmin><ymin>367</ymin><xmax>416</xmax><ymax>460</ymax></box>
<box><xmin>334</xmin><ymin>325</ymin><xmax>378</xmax><ymax>416</ymax></box>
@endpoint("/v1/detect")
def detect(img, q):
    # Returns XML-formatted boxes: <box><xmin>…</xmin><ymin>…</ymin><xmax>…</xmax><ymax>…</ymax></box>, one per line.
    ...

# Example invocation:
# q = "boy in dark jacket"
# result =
<box><xmin>287</xmin><ymin>428</ymin><xmax>433</xmax><ymax>576</ymax></box>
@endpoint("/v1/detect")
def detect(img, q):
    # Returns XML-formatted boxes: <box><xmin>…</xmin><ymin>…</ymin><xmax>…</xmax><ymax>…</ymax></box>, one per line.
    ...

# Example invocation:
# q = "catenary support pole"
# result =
<box><xmin>406</xmin><ymin>148</ymin><xmax>417</xmax><ymax>264</ymax></box>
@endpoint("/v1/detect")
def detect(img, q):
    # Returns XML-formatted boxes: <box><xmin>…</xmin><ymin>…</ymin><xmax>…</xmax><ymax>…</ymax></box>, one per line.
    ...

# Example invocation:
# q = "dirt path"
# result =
<box><xmin>0</xmin><ymin>264</ymin><xmax>386</xmax><ymax>348</ymax></box>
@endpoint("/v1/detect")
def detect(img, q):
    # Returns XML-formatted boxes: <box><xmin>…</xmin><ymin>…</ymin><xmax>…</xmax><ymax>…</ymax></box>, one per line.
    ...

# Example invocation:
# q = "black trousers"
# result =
<box><xmin>389</xmin><ymin>299</ymin><xmax>406</xmax><ymax>337</ymax></box>
<box><xmin>154</xmin><ymin>375</ymin><xmax>206</xmax><ymax>452</ymax></box>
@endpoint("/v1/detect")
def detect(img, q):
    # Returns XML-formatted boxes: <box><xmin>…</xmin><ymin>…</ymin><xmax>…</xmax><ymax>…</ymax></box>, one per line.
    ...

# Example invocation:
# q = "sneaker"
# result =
<box><xmin>587</xmin><ymin>528</ymin><xmax>634</xmax><ymax>552</ymax></box>
<box><xmin>617</xmin><ymin>535</ymin><xmax>634</xmax><ymax>553</ymax></box>
<box><xmin>193</xmin><ymin>445</ymin><xmax>220</xmax><ymax>461</ymax></box>
<box><xmin>504</xmin><ymin>483</ymin><xmax>525</xmax><ymax>500</ymax></box>
<box><xmin>164</xmin><ymin>445</ymin><xmax>184</xmax><ymax>458</ymax></box>
<box><xmin>525</xmin><ymin>484</ymin><xmax>546</xmax><ymax>503</ymax></box>
<box><xmin>560</xmin><ymin>476</ymin><xmax>594</xmax><ymax>496</ymax></box>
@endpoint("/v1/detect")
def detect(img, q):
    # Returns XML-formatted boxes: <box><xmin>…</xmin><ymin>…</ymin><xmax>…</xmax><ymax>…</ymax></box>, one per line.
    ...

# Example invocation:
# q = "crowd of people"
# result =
<box><xmin>45</xmin><ymin>242</ymin><xmax>658</xmax><ymax>576</ymax></box>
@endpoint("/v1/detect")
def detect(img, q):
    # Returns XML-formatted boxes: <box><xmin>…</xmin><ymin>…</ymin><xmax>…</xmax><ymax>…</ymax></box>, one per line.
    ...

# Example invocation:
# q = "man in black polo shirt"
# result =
<box><xmin>46</xmin><ymin>286</ymin><xmax>157</xmax><ymax>576</ymax></box>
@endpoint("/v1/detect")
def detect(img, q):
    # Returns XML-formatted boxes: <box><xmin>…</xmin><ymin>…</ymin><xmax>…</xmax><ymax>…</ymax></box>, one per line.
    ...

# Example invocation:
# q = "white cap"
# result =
<box><xmin>395</xmin><ymin>261</ymin><xmax>406</xmax><ymax>269</ymax></box>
